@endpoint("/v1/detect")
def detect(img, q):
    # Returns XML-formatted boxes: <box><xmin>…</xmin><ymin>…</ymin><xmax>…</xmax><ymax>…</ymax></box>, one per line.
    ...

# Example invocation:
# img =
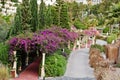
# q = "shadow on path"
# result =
<box><xmin>13</xmin><ymin>58</ymin><xmax>41</xmax><ymax>80</ymax></box>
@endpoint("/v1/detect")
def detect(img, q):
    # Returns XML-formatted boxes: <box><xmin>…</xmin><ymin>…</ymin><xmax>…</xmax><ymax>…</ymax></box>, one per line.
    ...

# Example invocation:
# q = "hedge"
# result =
<box><xmin>0</xmin><ymin>43</ymin><xmax>9</xmax><ymax>65</ymax></box>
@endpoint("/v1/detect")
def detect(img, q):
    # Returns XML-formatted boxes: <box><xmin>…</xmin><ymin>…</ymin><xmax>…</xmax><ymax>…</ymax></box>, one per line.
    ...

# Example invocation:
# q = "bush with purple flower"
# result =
<box><xmin>8</xmin><ymin>26</ymin><xmax>78</xmax><ymax>55</ymax></box>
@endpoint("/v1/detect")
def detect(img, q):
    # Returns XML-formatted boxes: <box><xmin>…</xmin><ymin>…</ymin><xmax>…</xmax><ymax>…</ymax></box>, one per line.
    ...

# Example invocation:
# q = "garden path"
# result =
<box><xmin>13</xmin><ymin>58</ymin><xmax>41</xmax><ymax>80</ymax></box>
<box><xmin>64</xmin><ymin>48</ymin><xmax>95</xmax><ymax>78</ymax></box>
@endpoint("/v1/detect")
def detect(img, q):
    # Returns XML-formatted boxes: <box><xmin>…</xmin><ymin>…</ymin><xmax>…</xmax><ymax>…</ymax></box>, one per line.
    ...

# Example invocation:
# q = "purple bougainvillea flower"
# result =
<box><xmin>8</xmin><ymin>26</ymin><xmax>79</xmax><ymax>55</ymax></box>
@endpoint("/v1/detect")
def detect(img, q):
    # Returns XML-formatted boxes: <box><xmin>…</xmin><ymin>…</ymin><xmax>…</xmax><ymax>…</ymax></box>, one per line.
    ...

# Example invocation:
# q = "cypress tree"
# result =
<box><xmin>21</xmin><ymin>0</ymin><xmax>31</xmax><ymax>32</ymax></box>
<box><xmin>51</xmin><ymin>6</ymin><xmax>59</xmax><ymax>26</ymax></box>
<box><xmin>38</xmin><ymin>0</ymin><xmax>46</xmax><ymax>29</ymax></box>
<box><xmin>55</xmin><ymin>0</ymin><xmax>63</xmax><ymax>26</ymax></box>
<box><xmin>72</xmin><ymin>1</ymin><xmax>79</xmax><ymax>20</ymax></box>
<box><xmin>30</xmin><ymin>0</ymin><xmax>38</xmax><ymax>32</ymax></box>
<box><xmin>60</xmin><ymin>3</ymin><xmax>70</xmax><ymax>29</ymax></box>
<box><xmin>46</xmin><ymin>5</ymin><xmax>53</xmax><ymax>27</ymax></box>
<box><xmin>10</xmin><ymin>6</ymin><xmax>22</xmax><ymax>36</ymax></box>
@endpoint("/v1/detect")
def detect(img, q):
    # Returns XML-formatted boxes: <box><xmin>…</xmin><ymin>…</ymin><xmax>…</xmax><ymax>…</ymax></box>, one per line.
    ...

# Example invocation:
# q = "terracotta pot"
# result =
<box><xmin>10</xmin><ymin>70</ymin><xmax>15</xmax><ymax>78</ymax></box>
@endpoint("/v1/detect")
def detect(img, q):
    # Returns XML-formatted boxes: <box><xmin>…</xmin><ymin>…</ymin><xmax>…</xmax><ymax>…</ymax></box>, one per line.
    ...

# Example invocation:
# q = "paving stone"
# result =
<box><xmin>44</xmin><ymin>76</ymin><xmax>96</xmax><ymax>80</ymax></box>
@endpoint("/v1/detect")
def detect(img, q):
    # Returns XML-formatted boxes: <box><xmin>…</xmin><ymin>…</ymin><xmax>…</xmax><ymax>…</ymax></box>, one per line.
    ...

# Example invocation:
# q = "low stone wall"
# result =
<box><xmin>89</xmin><ymin>40</ymin><xmax>120</xmax><ymax>80</ymax></box>
<box><xmin>105</xmin><ymin>40</ymin><xmax>120</xmax><ymax>64</ymax></box>
<box><xmin>89</xmin><ymin>48</ymin><xmax>105</xmax><ymax>68</ymax></box>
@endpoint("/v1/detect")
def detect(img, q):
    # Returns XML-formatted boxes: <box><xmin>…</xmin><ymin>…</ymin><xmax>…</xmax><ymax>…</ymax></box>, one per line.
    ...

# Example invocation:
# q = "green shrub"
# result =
<box><xmin>11</xmin><ymin>0</ymin><xmax>18</xmax><ymax>2</ymax></box>
<box><xmin>0</xmin><ymin>43</ymin><xmax>9</xmax><ymax>65</ymax></box>
<box><xmin>90</xmin><ymin>44</ymin><xmax>105</xmax><ymax>52</ymax></box>
<box><xmin>103</xmin><ymin>26</ymin><xmax>110</xmax><ymax>33</ymax></box>
<box><xmin>0</xmin><ymin>15</ymin><xmax>13</xmax><ymax>42</ymax></box>
<box><xmin>112</xmin><ymin>29</ymin><xmax>119</xmax><ymax>34</ymax></box>
<box><xmin>64</xmin><ymin>47</ymin><xmax>71</xmax><ymax>55</ymax></box>
<box><xmin>116</xmin><ymin>64</ymin><xmax>120</xmax><ymax>68</ymax></box>
<box><xmin>74</xmin><ymin>20</ymin><xmax>87</xmax><ymax>30</ymax></box>
<box><xmin>106</xmin><ymin>34</ymin><xmax>117</xmax><ymax>44</ymax></box>
<box><xmin>45</xmin><ymin>53</ymin><xmax>67</xmax><ymax>77</ymax></box>
<box><xmin>55</xmin><ymin>47</ymin><xmax>71</xmax><ymax>58</ymax></box>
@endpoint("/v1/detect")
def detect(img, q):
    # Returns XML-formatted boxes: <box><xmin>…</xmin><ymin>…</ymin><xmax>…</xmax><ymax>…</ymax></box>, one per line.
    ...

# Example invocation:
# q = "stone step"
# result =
<box><xmin>43</xmin><ymin>76</ymin><xmax>96</xmax><ymax>80</ymax></box>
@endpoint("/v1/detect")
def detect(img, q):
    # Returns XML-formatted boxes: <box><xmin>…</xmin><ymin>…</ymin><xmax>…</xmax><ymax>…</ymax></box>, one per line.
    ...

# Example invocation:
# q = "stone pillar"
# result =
<box><xmin>72</xmin><ymin>40</ymin><xmax>77</xmax><ymax>51</ymax></box>
<box><xmin>12</xmin><ymin>51</ymin><xmax>17</xmax><ymax>77</ymax></box>
<box><xmin>77</xmin><ymin>39</ymin><xmax>80</xmax><ymax>49</ymax></box>
<box><xmin>92</xmin><ymin>36</ymin><xmax>95</xmax><ymax>45</ymax></box>
<box><xmin>78</xmin><ymin>37</ymin><xmax>81</xmax><ymax>49</ymax></box>
<box><xmin>85</xmin><ymin>36</ymin><xmax>88</xmax><ymax>48</ymax></box>
<box><xmin>37</xmin><ymin>50</ymin><xmax>39</xmax><ymax>57</ymax></box>
<box><xmin>85</xmin><ymin>42</ymin><xmax>87</xmax><ymax>48</ymax></box>
<box><xmin>26</xmin><ymin>53</ymin><xmax>29</xmax><ymax>66</ymax></box>
<box><xmin>68</xmin><ymin>41</ymin><xmax>71</xmax><ymax>50</ymax></box>
<box><xmin>41</xmin><ymin>53</ymin><xmax>46</xmax><ymax>78</ymax></box>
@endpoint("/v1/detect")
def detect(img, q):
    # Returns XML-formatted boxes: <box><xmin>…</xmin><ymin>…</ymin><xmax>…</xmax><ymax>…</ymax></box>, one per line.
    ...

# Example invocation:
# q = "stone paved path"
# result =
<box><xmin>45</xmin><ymin>76</ymin><xmax>95</xmax><ymax>80</ymax></box>
<box><xmin>64</xmin><ymin>48</ymin><xmax>95</xmax><ymax>78</ymax></box>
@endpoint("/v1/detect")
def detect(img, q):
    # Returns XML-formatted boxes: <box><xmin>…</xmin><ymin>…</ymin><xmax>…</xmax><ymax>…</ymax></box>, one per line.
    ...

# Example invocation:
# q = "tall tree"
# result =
<box><xmin>60</xmin><ymin>3</ymin><xmax>69</xmax><ymax>28</ymax></box>
<box><xmin>38</xmin><ymin>0</ymin><xmax>46</xmax><ymax>29</ymax></box>
<box><xmin>46</xmin><ymin>5</ymin><xmax>53</xmax><ymax>27</ymax></box>
<box><xmin>56</xmin><ymin>0</ymin><xmax>63</xmax><ymax>26</ymax></box>
<box><xmin>21</xmin><ymin>0</ymin><xmax>31</xmax><ymax>32</ymax></box>
<box><xmin>12</xmin><ymin>6</ymin><xmax>22</xmax><ymax>35</ymax></box>
<box><xmin>51</xmin><ymin>6</ymin><xmax>59</xmax><ymax>26</ymax></box>
<box><xmin>30</xmin><ymin>0</ymin><xmax>38</xmax><ymax>32</ymax></box>
<box><xmin>72</xmin><ymin>1</ymin><xmax>79</xmax><ymax>20</ymax></box>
